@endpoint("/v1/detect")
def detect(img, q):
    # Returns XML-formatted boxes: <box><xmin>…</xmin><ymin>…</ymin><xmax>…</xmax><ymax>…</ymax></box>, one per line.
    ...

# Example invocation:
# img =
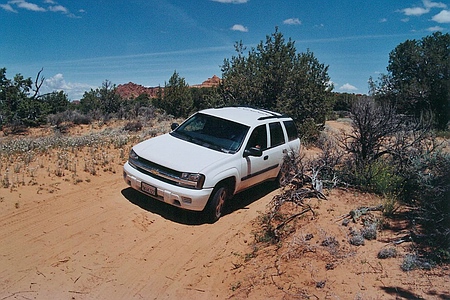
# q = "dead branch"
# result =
<box><xmin>31</xmin><ymin>68</ymin><xmax>44</xmax><ymax>99</ymax></box>
<box><xmin>337</xmin><ymin>205</ymin><xmax>384</xmax><ymax>222</ymax></box>
<box><xmin>275</xmin><ymin>205</ymin><xmax>315</xmax><ymax>232</ymax></box>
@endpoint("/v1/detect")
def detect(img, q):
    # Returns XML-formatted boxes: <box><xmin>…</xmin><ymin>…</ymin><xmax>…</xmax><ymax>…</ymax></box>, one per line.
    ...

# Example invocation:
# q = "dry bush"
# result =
<box><xmin>124</xmin><ymin>121</ymin><xmax>143</xmax><ymax>132</ymax></box>
<box><xmin>377</xmin><ymin>247</ymin><xmax>397</xmax><ymax>259</ymax></box>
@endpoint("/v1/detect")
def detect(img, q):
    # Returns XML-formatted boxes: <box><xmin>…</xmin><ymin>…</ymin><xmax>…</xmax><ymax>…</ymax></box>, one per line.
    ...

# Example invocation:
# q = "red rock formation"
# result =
<box><xmin>116</xmin><ymin>82</ymin><xmax>160</xmax><ymax>99</ymax></box>
<box><xmin>191</xmin><ymin>75</ymin><xmax>221</xmax><ymax>88</ymax></box>
<box><xmin>117</xmin><ymin>76</ymin><xmax>221</xmax><ymax>100</ymax></box>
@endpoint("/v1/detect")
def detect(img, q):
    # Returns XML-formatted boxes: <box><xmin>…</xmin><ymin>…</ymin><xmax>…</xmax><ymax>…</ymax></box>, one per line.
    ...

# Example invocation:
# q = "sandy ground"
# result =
<box><xmin>0</xmin><ymin>121</ymin><xmax>449</xmax><ymax>300</ymax></box>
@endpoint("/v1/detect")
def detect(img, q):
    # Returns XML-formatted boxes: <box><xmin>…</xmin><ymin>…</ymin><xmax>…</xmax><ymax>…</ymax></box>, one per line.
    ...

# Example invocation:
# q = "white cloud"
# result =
<box><xmin>231</xmin><ymin>24</ymin><xmax>248</xmax><ymax>32</ymax></box>
<box><xmin>43</xmin><ymin>74</ymin><xmax>94</xmax><ymax>100</ymax></box>
<box><xmin>400</xmin><ymin>0</ymin><xmax>447</xmax><ymax>17</ymax></box>
<box><xmin>423</xmin><ymin>0</ymin><xmax>447</xmax><ymax>9</ymax></box>
<box><xmin>339</xmin><ymin>83</ymin><xmax>358</xmax><ymax>92</ymax></box>
<box><xmin>44</xmin><ymin>73</ymin><xmax>67</xmax><ymax>89</ymax></box>
<box><xmin>211</xmin><ymin>0</ymin><xmax>248</xmax><ymax>3</ymax></box>
<box><xmin>379</xmin><ymin>18</ymin><xmax>388</xmax><ymax>23</ymax></box>
<box><xmin>48</xmin><ymin>5</ymin><xmax>68</xmax><ymax>13</ymax></box>
<box><xmin>402</xmin><ymin>6</ymin><xmax>429</xmax><ymax>16</ymax></box>
<box><xmin>283</xmin><ymin>18</ymin><xmax>301</xmax><ymax>25</ymax></box>
<box><xmin>1</xmin><ymin>0</ymin><xmax>79</xmax><ymax>17</ymax></box>
<box><xmin>12</xmin><ymin>0</ymin><xmax>46</xmax><ymax>12</ymax></box>
<box><xmin>427</xmin><ymin>25</ymin><xmax>444</xmax><ymax>31</ymax></box>
<box><xmin>0</xmin><ymin>3</ymin><xmax>17</xmax><ymax>12</ymax></box>
<box><xmin>432</xmin><ymin>10</ymin><xmax>450</xmax><ymax>23</ymax></box>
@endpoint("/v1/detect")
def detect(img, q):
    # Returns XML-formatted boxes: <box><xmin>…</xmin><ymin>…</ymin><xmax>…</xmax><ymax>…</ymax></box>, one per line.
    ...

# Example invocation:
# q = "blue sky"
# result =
<box><xmin>1</xmin><ymin>0</ymin><xmax>449</xmax><ymax>100</ymax></box>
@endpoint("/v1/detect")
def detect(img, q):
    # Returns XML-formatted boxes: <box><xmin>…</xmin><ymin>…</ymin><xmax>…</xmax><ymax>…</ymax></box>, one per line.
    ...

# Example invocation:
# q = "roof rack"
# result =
<box><xmin>212</xmin><ymin>105</ymin><xmax>288</xmax><ymax>120</ymax></box>
<box><xmin>257</xmin><ymin>114</ymin><xmax>288</xmax><ymax>120</ymax></box>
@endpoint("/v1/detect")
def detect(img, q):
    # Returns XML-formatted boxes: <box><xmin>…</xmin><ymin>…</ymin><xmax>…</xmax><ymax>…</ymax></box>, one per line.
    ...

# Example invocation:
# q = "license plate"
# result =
<box><xmin>141</xmin><ymin>182</ymin><xmax>156</xmax><ymax>196</ymax></box>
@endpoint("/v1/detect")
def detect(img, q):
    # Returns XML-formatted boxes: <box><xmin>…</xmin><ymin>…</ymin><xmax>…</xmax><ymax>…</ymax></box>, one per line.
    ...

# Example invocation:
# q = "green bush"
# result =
<box><xmin>342</xmin><ymin>158</ymin><xmax>403</xmax><ymax>196</ymax></box>
<box><xmin>298</xmin><ymin>118</ymin><xmax>321</xmax><ymax>145</ymax></box>
<box><xmin>402</xmin><ymin>152</ymin><xmax>450</xmax><ymax>262</ymax></box>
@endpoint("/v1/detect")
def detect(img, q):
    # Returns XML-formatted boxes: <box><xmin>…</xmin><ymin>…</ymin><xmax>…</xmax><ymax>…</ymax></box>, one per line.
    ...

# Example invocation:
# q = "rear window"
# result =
<box><xmin>283</xmin><ymin>120</ymin><xmax>298</xmax><ymax>141</ymax></box>
<box><xmin>269</xmin><ymin>122</ymin><xmax>285</xmax><ymax>147</ymax></box>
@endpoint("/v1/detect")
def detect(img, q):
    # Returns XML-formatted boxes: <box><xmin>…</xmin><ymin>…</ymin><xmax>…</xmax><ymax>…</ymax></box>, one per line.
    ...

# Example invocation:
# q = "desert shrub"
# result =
<box><xmin>321</xmin><ymin>236</ymin><xmax>339</xmax><ymax>247</ymax></box>
<box><xmin>124</xmin><ymin>121</ymin><xmax>142</xmax><ymax>132</ymax></box>
<box><xmin>46</xmin><ymin>110</ymin><xmax>91</xmax><ymax>126</ymax></box>
<box><xmin>138</xmin><ymin>106</ymin><xmax>156</xmax><ymax>122</ymax></box>
<box><xmin>378</xmin><ymin>247</ymin><xmax>397</xmax><ymax>259</ymax></box>
<box><xmin>361</xmin><ymin>221</ymin><xmax>377</xmax><ymax>240</ymax></box>
<box><xmin>402</xmin><ymin>151</ymin><xmax>450</xmax><ymax>262</ymax></box>
<box><xmin>341</xmin><ymin>158</ymin><xmax>403</xmax><ymax>196</ymax></box>
<box><xmin>71</xmin><ymin>111</ymin><xmax>91</xmax><ymax>125</ymax></box>
<box><xmin>315</xmin><ymin>131</ymin><xmax>344</xmax><ymax>183</ymax></box>
<box><xmin>327</xmin><ymin>111</ymin><xmax>339</xmax><ymax>121</ymax></box>
<box><xmin>401</xmin><ymin>254</ymin><xmax>434</xmax><ymax>271</ymax></box>
<box><xmin>298</xmin><ymin>118</ymin><xmax>321</xmax><ymax>145</ymax></box>
<box><xmin>435</xmin><ymin>129</ymin><xmax>450</xmax><ymax>139</ymax></box>
<box><xmin>349</xmin><ymin>233</ymin><xmax>365</xmax><ymax>246</ymax></box>
<box><xmin>381</xmin><ymin>193</ymin><xmax>399</xmax><ymax>216</ymax></box>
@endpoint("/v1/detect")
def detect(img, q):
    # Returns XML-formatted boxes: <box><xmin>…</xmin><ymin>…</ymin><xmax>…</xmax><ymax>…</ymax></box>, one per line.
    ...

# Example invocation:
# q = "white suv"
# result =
<box><xmin>123</xmin><ymin>107</ymin><xmax>300</xmax><ymax>222</ymax></box>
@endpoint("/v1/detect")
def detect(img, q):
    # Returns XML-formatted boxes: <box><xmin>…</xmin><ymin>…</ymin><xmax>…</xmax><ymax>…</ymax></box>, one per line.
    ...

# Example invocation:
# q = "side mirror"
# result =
<box><xmin>171</xmin><ymin>123</ymin><xmax>179</xmax><ymax>131</ymax></box>
<box><xmin>244</xmin><ymin>147</ymin><xmax>263</xmax><ymax>157</ymax></box>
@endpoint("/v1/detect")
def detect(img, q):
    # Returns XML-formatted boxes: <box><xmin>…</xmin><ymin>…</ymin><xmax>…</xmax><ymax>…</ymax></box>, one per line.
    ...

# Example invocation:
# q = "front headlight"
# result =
<box><xmin>129</xmin><ymin>149</ymin><xmax>138</xmax><ymax>160</ymax></box>
<box><xmin>180</xmin><ymin>172</ymin><xmax>205</xmax><ymax>189</ymax></box>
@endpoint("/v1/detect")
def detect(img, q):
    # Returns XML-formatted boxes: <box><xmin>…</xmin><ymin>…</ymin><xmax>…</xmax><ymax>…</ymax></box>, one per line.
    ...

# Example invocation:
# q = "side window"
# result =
<box><xmin>269</xmin><ymin>122</ymin><xmax>285</xmax><ymax>147</ymax></box>
<box><xmin>283</xmin><ymin>120</ymin><xmax>298</xmax><ymax>141</ymax></box>
<box><xmin>246</xmin><ymin>125</ymin><xmax>267</xmax><ymax>150</ymax></box>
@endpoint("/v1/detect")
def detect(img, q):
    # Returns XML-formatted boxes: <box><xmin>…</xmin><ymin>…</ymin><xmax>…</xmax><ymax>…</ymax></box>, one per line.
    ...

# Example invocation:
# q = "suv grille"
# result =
<box><xmin>129</xmin><ymin>156</ymin><xmax>182</xmax><ymax>187</ymax></box>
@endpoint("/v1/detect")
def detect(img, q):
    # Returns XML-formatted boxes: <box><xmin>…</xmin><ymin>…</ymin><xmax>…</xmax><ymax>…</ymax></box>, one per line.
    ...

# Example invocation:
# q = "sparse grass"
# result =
<box><xmin>382</xmin><ymin>193</ymin><xmax>399</xmax><ymax>216</ymax></box>
<box><xmin>2</xmin><ymin>171</ymin><xmax>10</xmax><ymax>188</ymax></box>
<box><xmin>0</xmin><ymin>117</ymin><xmax>175</xmax><ymax>197</ymax></box>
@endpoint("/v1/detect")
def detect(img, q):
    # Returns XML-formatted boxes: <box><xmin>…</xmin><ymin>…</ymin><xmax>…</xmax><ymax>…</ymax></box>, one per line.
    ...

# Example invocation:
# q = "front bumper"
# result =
<box><xmin>123</xmin><ymin>161</ymin><xmax>213</xmax><ymax>211</ymax></box>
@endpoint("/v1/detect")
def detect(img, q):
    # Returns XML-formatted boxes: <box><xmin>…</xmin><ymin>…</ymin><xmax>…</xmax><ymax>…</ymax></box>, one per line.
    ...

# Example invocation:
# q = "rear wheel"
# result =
<box><xmin>204</xmin><ymin>185</ymin><xmax>228</xmax><ymax>223</ymax></box>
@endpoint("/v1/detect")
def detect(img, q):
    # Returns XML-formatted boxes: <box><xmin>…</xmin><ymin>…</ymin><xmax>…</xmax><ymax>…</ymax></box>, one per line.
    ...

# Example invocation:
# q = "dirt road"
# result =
<box><xmin>1</xmin><ymin>120</ymin><xmax>449</xmax><ymax>299</ymax></box>
<box><xmin>0</xmin><ymin>173</ymin><xmax>279</xmax><ymax>299</ymax></box>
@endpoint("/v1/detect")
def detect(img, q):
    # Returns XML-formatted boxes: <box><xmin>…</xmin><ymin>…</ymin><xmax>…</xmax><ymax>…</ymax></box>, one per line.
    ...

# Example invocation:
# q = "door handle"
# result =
<box><xmin>264</xmin><ymin>155</ymin><xmax>269</xmax><ymax>160</ymax></box>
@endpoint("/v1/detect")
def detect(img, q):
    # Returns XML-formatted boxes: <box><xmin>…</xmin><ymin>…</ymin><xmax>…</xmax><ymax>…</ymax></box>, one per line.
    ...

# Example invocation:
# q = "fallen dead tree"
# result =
<box><xmin>260</xmin><ymin>152</ymin><xmax>334</xmax><ymax>242</ymax></box>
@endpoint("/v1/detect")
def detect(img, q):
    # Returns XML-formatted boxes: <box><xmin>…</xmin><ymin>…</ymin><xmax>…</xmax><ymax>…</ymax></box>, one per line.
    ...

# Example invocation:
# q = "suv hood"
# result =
<box><xmin>133</xmin><ymin>133</ymin><xmax>230</xmax><ymax>173</ymax></box>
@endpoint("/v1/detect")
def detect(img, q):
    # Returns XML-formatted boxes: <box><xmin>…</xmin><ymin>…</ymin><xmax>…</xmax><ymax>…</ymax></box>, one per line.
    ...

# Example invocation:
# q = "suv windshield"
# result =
<box><xmin>170</xmin><ymin>113</ymin><xmax>249</xmax><ymax>154</ymax></box>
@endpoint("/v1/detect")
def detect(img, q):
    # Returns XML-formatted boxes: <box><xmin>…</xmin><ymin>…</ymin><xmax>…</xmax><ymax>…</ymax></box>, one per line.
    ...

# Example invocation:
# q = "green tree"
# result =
<box><xmin>278</xmin><ymin>50</ymin><xmax>333</xmax><ymax>131</ymax></box>
<box><xmin>332</xmin><ymin>92</ymin><xmax>358</xmax><ymax>112</ymax></box>
<box><xmin>221</xmin><ymin>28</ymin><xmax>298</xmax><ymax>109</ymax></box>
<box><xmin>40</xmin><ymin>91</ymin><xmax>70</xmax><ymax>115</ymax></box>
<box><xmin>162</xmin><ymin>71</ymin><xmax>193</xmax><ymax>118</ymax></box>
<box><xmin>375</xmin><ymin>32</ymin><xmax>450</xmax><ymax>130</ymax></box>
<box><xmin>220</xmin><ymin>28</ymin><xmax>333</xmax><ymax>139</ymax></box>
<box><xmin>79</xmin><ymin>80</ymin><xmax>122</xmax><ymax>119</ymax></box>
<box><xmin>0</xmin><ymin>68</ymin><xmax>32</xmax><ymax>126</ymax></box>
<box><xmin>0</xmin><ymin>68</ymin><xmax>50</xmax><ymax>127</ymax></box>
<box><xmin>191</xmin><ymin>87</ymin><xmax>222</xmax><ymax>112</ymax></box>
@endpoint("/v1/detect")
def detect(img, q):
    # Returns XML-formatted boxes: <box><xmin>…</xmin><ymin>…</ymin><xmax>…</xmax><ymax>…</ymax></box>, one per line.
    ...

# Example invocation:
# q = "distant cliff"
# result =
<box><xmin>116</xmin><ymin>82</ymin><xmax>160</xmax><ymax>99</ymax></box>
<box><xmin>116</xmin><ymin>75</ymin><xmax>221</xmax><ymax>99</ymax></box>
<box><xmin>191</xmin><ymin>75</ymin><xmax>221</xmax><ymax>88</ymax></box>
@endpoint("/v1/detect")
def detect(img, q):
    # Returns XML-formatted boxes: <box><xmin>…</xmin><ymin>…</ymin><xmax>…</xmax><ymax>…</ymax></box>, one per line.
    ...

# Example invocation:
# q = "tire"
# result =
<box><xmin>204</xmin><ymin>185</ymin><xmax>228</xmax><ymax>223</ymax></box>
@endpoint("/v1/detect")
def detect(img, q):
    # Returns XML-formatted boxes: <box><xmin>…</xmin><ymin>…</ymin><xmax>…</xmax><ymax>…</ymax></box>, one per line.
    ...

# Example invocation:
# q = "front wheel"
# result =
<box><xmin>204</xmin><ymin>185</ymin><xmax>228</xmax><ymax>223</ymax></box>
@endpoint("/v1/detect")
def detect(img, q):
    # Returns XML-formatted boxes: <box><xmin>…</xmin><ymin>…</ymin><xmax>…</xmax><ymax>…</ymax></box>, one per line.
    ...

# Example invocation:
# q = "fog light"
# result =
<box><xmin>181</xmin><ymin>197</ymin><xmax>192</xmax><ymax>204</ymax></box>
